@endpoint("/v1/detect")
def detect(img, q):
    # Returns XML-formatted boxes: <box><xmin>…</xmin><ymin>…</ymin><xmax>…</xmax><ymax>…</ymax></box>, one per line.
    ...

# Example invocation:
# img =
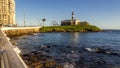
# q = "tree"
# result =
<box><xmin>42</xmin><ymin>18</ymin><xmax>46</xmax><ymax>27</ymax></box>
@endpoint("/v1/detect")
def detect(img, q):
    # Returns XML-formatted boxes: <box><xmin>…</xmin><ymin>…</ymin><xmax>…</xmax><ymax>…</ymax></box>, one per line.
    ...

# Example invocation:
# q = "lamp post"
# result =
<box><xmin>42</xmin><ymin>18</ymin><xmax>46</xmax><ymax>32</ymax></box>
<box><xmin>42</xmin><ymin>18</ymin><xmax>46</xmax><ymax>27</ymax></box>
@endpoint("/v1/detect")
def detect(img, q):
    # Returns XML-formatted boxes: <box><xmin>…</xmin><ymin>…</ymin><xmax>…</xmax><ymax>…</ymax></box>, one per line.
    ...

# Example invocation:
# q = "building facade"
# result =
<box><xmin>61</xmin><ymin>19</ymin><xmax>81</xmax><ymax>26</ymax></box>
<box><xmin>0</xmin><ymin>0</ymin><xmax>15</xmax><ymax>25</ymax></box>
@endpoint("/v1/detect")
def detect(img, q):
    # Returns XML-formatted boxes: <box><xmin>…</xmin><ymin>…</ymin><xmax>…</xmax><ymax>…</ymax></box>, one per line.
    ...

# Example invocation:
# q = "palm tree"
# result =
<box><xmin>42</xmin><ymin>18</ymin><xmax>46</xmax><ymax>27</ymax></box>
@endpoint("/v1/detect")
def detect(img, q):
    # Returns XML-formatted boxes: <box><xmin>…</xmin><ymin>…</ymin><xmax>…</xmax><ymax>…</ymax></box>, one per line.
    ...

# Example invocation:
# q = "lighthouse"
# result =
<box><xmin>71</xmin><ymin>11</ymin><xmax>75</xmax><ymax>25</ymax></box>
<box><xmin>72</xmin><ymin>11</ymin><xmax>75</xmax><ymax>20</ymax></box>
<box><xmin>61</xmin><ymin>11</ymin><xmax>81</xmax><ymax>26</ymax></box>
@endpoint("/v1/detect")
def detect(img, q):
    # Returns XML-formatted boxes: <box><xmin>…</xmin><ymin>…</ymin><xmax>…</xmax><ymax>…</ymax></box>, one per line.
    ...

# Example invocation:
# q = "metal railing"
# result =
<box><xmin>0</xmin><ymin>49</ymin><xmax>10</xmax><ymax>68</ymax></box>
<box><xmin>0</xmin><ymin>29</ymin><xmax>28</xmax><ymax>68</ymax></box>
<box><xmin>0</xmin><ymin>37</ymin><xmax>10</xmax><ymax>68</ymax></box>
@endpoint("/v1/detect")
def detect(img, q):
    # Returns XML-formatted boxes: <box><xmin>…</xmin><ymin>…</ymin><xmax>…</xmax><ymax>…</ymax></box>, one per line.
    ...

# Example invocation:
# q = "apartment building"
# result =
<box><xmin>0</xmin><ymin>0</ymin><xmax>15</xmax><ymax>26</ymax></box>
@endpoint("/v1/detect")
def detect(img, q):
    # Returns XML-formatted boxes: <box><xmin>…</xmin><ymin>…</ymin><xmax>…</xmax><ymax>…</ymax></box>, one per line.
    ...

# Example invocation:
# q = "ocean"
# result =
<box><xmin>14</xmin><ymin>30</ymin><xmax>120</xmax><ymax>68</ymax></box>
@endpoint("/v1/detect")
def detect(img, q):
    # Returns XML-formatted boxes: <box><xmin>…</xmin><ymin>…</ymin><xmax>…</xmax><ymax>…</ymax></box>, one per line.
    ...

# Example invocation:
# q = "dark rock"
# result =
<box><xmin>97</xmin><ymin>60</ymin><xmax>105</xmax><ymax>64</ymax></box>
<box><xmin>45</xmin><ymin>50</ymin><xmax>50</xmax><ymax>53</ymax></box>
<box><xmin>46</xmin><ymin>45</ymin><xmax>51</xmax><ymax>48</ymax></box>
<box><xmin>58</xmin><ymin>48</ymin><xmax>62</xmax><ymax>51</ymax></box>
<box><xmin>52</xmin><ymin>45</ymin><xmax>58</xmax><ymax>47</ymax></box>
<box><xmin>41</xmin><ymin>58</ymin><xmax>47</xmax><ymax>62</ymax></box>
<box><xmin>96</xmin><ymin>48</ymin><xmax>106</xmax><ymax>53</ymax></box>
<box><xmin>45</xmin><ymin>55</ymin><xmax>53</xmax><ymax>58</ymax></box>
<box><xmin>66</xmin><ymin>46</ymin><xmax>72</xmax><ymax>48</ymax></box>
<box><xmin>22</xmin><ymin>53</ymin><xmax>30</xmax><ymax>57</ymax></box>
<box><xmin>39</xmin><ymin>48</ymin><xmax>45</xmax><ymax>51</ymax></box>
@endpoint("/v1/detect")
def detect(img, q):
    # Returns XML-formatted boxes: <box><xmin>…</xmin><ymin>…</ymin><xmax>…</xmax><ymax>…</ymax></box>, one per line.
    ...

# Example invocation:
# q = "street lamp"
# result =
<box><xmin>42</xmin><ymin>18</ymin><xmax>46</xmax><ymax>27</ymax></box>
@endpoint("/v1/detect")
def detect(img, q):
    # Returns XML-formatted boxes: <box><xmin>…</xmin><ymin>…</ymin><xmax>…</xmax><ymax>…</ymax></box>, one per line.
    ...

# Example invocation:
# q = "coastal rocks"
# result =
<box><xmin>20</xmin><ymin>44</ymin><xmax>120</xmax><ymax>68</ymax></box>
<box><xmin>21</xmin><ymin>51</ymin><xmax>62</xmax><ymax>68</ymax></box>
<box><xmin>85</xmin><ymin>47</ymin><xmax>120</xmax><ymax>56</ymax></box>
<box><xmin>21</xmin><ymin>45</ymin><xmax>81</xmax><ymax>68</ymax></box>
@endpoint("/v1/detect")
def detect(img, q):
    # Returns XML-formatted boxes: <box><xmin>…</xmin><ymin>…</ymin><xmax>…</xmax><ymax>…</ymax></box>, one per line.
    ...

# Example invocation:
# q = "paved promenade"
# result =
<box><xmin>0</xmin><ymin>29</ymin><xmax>28</xmax><ymax>68</ymax></box>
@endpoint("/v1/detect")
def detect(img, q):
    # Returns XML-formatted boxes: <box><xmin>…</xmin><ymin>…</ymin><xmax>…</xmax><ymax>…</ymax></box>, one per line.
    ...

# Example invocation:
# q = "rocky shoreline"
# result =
<box><xmin>16</xmin><ymin>44</ymin><xmax>120</xmax><ymax>68</ymax></box>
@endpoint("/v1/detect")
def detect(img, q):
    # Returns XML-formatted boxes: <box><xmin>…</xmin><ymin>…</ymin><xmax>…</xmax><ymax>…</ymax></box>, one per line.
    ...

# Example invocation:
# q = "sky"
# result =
<box><xmin>16</xmin><ymin>0</ymin><xmax>120</xmax><ymax>29</ymax></box>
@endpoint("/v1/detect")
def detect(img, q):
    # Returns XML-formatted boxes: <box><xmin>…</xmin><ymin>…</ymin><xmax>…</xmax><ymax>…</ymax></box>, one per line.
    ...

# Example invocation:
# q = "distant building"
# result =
<box><xmin>0</xmin><ymin>0</ymin><xmax>16</xmax><ymax>26</ymax></box>
<box><xmin>61</xmin><ymin>19</ymin><xmax>80</xmax><ymax>25</ymax></box>
<box><xmin>80</xmin><ymin>21</ymin><xmax>90</xmax><ymax>25</ymax></box>
<box><xmin>61</xmin><ymin>11</ymin><xmax>89</xmax><ymax>26</ymax></box>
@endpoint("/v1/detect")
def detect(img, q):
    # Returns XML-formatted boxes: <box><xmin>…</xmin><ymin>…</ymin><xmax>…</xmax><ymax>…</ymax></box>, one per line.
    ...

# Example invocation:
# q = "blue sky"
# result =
<box><xmin>16</xmin><ymin>0</ymin><xmax>120</xmax><ymax>29</ymax></box>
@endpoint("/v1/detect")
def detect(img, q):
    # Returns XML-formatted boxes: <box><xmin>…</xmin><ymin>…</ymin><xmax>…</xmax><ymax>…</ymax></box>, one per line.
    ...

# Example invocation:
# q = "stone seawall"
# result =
<box><xmin>1</xmin><ymin>27</ymin><xmax>41</xmax><ymax>37</ymax></box>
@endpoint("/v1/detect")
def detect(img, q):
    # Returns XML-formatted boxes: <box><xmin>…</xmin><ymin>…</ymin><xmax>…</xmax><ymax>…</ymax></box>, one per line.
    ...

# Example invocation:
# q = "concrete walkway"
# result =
<box><xmin>0</xmin><ymin>29</ymin><xmax>27</xmax><ymax>68</ymax></box>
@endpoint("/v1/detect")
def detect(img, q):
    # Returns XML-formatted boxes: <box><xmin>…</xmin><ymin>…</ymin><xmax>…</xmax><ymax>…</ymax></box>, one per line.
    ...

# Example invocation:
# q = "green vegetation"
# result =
<box><xmin>39</xmin><ymin>25</ymin><xmax>101</xmax><ymax>32</ymax></box>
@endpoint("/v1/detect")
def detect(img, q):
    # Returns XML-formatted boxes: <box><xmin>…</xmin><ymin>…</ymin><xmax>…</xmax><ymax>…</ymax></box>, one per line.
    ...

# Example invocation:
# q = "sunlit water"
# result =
<box><xmin>14</xmin><ymin>30</ymin><xmax>120</xmax><ymax>68</ymax></box>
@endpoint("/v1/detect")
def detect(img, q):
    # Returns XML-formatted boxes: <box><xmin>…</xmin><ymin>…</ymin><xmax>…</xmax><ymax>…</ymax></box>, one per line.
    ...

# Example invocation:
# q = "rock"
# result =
<box><xmin>44</xmin><ymin>61</ymin><xmax>56</xmax><ymax>67</ymax></box>
<box><xmin>85</xmin><ymin>47</ymin><xmax>107</xmax><ymax>54</ymax></box>
<box><xmin>105</xmin><ymin>51</ymin><xmax>118</xmax><ymax>55</ymax></box>
<box><xmin>30</xmin><ymin>56</ymin><xmax>38</xmax><ymax>62</ymax></box>
<box><xmin>85</xmin><ymin>47</ymin><xmax>98</xmax><ymax>52</ymax></box>
<box><xmin>22</xmin><ymin>53</ymin><xmax>30</xmax><ymax>57</ymax></box>
<box><xmin>63</xmin><ymin>62</ymin><xmax>74</xmax><ymax>68</ymax></box>
<box><xmin>66</xmin><ymin>46</ymin><xmax>72</xmax><ymax>48</ymax></box>
<box><xmin>45</xmin><ymin>55</ymin><xmax>53</xmax><ymax>58</ymax></box>
<box><xmin>41</xmin><ymin>45</ymin><xmax>47</xmax><ymax>49</ymax></box>
<box><xmin>70</xmin><ymin>50</ymin><xmax>78</xmax><ymax>53</ymax></box>
<box><xmin>96</xmin><ymin>48</ymin><xmax>107</xmax><ymax>53</ymax></box>
<box><xmin>97</xmin><ymin>60</ymin><xmax>105</xmax><ymax>64</ymax></box>
<box><xmin>56</xmin><ymin>65</ymin><xmax>63</xmax><ymax>68</ymax></box>
<box><xmin>31</xmin><ymin>51</ymin><xmax>38</xmax><ymax>55</ymax></box>
<box><xmin>58</xmin><ymin>48</ymin><xmax>62</xmax><ymax>51</ymax></box>
<box><xmin>45</xmin><ymin>50</ymin><xmax>50</xmax><ymax>53</ymax></box>
<box><xmin>105</xmin><ymin>51</ymin><xmax>112</xmax><ymax>54</ymax></box>
<box><xmin>37</xmin><ymin>51</ymin><xmax>43</xmax><ymax>53</ymax></box>
<box><xmin>46</xmin><ymin>45</ymin><xmax>51</xmax><ymax>48</ymax></box>
<box><xmin>52</xmin><ymin>45</ymin><xmax>58</xmax><ymax>47</ymax></box>
<box><xmin>71</xmin><ymin>51</ymin><xmax>75</xmax><ymax>53</ymax></box>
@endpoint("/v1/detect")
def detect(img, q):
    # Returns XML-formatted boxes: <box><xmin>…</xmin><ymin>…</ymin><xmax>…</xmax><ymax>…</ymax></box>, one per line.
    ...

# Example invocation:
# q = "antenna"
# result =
<box><xmin>38</xmin><ymin>19</ymin><xmax>40</xmax><ymax>26</ymax></box>
<box><xmin>31</xmin><ymin>21</ymin><xmax>32</xmax><ymax>26</ymax></box>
